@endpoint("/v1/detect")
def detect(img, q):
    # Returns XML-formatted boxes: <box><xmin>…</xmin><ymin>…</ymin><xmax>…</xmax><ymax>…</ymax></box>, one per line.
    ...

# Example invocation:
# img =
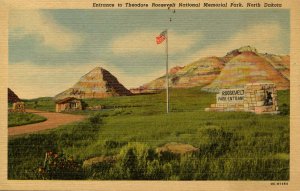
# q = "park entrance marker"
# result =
<box><xmin>205</xmin><ymin>83</ymin><xmax>279</xmax><ymax>114</ymax></box>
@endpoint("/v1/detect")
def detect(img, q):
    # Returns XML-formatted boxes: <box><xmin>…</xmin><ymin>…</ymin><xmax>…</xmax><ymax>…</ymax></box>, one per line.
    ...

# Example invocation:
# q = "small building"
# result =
<box><xmin>55</xmin><ymin>97</ymin><xmax>82</xmax><ymax>113</ymax></box>
<box><xmin>205</xmin><ymin>83</ymin><xmax>279</xmax><ymax>114</ymax></box>
<box><xmin>9</xmin><ymin>102</ymin><xmax>25</xmax><ymax>113</ymax></box>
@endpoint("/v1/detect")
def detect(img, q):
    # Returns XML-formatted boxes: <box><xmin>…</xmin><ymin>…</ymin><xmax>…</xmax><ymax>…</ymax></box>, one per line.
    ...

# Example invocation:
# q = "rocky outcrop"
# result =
<box><xmin>83</xmin><ymin>156</ymin><xmax>116</xmax><ymax>169</ymax></box>
<box><xmin>55</xmin><ymin>67</ymin><xmax>132</xmax><ymax>100</ymax></box>
<box><xmin>156</xmin><ymin>142</ymin><xmax>199</xmax><ymax>155</ymax></box>
<box><xmin>8</xmin><ymin>88</ymin><xmax>20</xmax><ymax>103</ymax></box>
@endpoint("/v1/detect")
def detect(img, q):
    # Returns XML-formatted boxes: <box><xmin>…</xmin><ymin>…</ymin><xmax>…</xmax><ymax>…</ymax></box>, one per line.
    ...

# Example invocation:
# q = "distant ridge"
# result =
<box><xmin>136</xmin><ymin>46</ymin><xmax>289</xmax><ymax>93</ymax></box>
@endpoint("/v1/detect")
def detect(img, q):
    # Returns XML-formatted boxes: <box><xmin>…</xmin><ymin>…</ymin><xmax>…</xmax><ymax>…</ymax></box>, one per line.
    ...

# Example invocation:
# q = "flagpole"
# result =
<box><xmin>165</xmin><ymin>29</ymin><xmax>169</xmax><ymax>114</ymax></box>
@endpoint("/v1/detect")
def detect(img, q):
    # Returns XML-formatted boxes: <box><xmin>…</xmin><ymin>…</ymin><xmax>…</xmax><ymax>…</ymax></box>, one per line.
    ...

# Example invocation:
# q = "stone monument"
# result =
<box><xmin>205</xmin><ymin>83</ymin><xmax>279</xmax><ymax>114</ymax></box>
<box><xmin>12</xmin><ymin>102</ymin><xmax>26</xmax><ymax>113</ymax></box>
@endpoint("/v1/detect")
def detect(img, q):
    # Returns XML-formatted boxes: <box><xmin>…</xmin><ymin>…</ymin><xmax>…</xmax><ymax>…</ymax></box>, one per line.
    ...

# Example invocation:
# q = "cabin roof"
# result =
<box><xmin>56</xmin><ymin>97</ymin><xmax>79</xmax><ymax>104</ymax></box>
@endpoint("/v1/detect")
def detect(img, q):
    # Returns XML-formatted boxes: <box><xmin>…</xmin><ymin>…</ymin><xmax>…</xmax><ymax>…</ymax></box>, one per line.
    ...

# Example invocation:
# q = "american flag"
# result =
<box><xmin>156</xmin><ymin>30</ymin><xmax>167</xmax><ymax>44</ymax></box>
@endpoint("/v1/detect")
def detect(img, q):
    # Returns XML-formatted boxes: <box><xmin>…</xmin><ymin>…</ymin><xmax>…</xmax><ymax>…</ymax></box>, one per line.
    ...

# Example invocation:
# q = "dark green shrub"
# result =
<box><xmin>89</xmin><ymin>112</ymin><xmax>103</xmax><ymax>124</ymax></box>
<box><xmin>145</xmin><ymin>159</ymin><xmax>163</xmax><ymax>179</ymax></box>
<box><xmin>200</xmin><ymin>128</ymin><xmax>235</xmax><ymax>157</ymax></box>
<box><xmin>104</xmin><ymin>140</ymin><xmax>127</xmax><ymax>149</ymax></box>
<box><xmin>81</xmin><ymin>100</ymin><xmax>89</xmax><ymax>110</ymax></box>
<box><xmin>84</xmin><ymin>158</ymin><xmax>115</xmax><ymax>179</ymax></box>
<box><xmin>162</xmin><ymin>162</ymin><xmax>173</xmax><ymax>179</ymax></box>
<box><xmin>37</xmin><ymin>151</ymin><xmax>83</xmax><ymax>180</ymax></box>
<box><xmin>118</xmin><ymin>143</ymin><xmax>150</xmax><ymax>179</ymax></box>
<box><xmin>179</xmin><ymin>155</ymin><xmax>197</xmax><ymax>180</ymax></box>
<box><xmin>279</xmin><ymin>103</ymin><xmax>289</xmax><ymax>115</ymax></box>
<box><xmin>120</xmin><ymin>147</ymin><xmax>138</xmax><ymax>179</ymax></box>
<box><xmin>158</xmin><ymin>151</ymin><xmax>180</xmax><ymax>162</ymax></box>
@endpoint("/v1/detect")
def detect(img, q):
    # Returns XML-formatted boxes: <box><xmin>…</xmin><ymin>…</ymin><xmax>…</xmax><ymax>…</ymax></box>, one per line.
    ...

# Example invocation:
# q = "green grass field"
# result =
<box><xmin>23</xmin><ymin>97</ymin><xmax>56</xmax><ymax>112</ymax></box>
<box><xmin>8</xmin><ymin>112</ymin><xmax>47</xmax><ymax>127</ymax></box>
<box><xmin>8</xmin><ymin>88</ymin><xmax>290</xmax><ymax>180</ymax></box>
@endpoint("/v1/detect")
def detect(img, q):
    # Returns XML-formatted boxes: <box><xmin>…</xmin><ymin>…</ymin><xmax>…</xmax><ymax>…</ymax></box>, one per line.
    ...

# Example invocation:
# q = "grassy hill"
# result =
<box><xmin>8</xmin><ymin>87</ymin><xmax>290</xmax><ymax>180</ymax></box>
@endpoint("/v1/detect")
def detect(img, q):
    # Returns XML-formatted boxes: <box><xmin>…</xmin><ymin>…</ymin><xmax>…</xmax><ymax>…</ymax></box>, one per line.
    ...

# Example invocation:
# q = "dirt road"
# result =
<box><xmin>8</xmin><ymin>109</ymin><xmax>86</xmax><ymax>137</ymax></box>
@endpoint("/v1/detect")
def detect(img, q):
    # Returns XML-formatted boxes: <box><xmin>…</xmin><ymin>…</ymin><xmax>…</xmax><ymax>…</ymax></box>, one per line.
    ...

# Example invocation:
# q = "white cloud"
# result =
<box><xmin>10</xmin><ymin>10</ymin><xmax>82</xmax><ymax>51</ymax></box>
<box><xmin>111</xmin><ymin>30</ymin><xmax>201</xmax><ymax>55</ymax></box>
<box><xmin>9</xmin><ymin>61</ymin><xmax>162</xmax><ymax>99</ymax></box>
<box><xmin>173</xmin><ymin>23</ymin><xmax>286</xmax><ymax>67</ymax></box>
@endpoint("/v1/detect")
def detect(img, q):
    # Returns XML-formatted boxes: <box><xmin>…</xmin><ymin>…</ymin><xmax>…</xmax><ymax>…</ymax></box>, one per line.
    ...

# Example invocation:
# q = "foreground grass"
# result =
<box><xmin>8</xmin><ymin>112</ymin><xmax>47</xmax><ymax>127</ymax></box>
<box><xmin>8</xmin><ymin>88</ymin><xmax>290</xmax><ymax>180</ymax></box>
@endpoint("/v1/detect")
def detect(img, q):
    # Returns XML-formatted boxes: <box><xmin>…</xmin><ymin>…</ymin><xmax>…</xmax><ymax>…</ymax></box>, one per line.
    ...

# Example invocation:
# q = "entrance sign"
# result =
<box><xmin>206</xmin><ymin>83</ymin><xmax>279</xmax><ymax>114</ymax></box>
<box><xmin>217</xmin><ymin>88</ymin><xmax>245</xmax><ymax>103</ymax></box>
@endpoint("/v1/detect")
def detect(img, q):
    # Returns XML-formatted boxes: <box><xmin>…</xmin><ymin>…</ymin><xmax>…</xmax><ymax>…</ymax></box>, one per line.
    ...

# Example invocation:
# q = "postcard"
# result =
<box><xmin>0</xmin><ymin>0</ymin><xmax>300</xmax><ymax>190</ymax></box>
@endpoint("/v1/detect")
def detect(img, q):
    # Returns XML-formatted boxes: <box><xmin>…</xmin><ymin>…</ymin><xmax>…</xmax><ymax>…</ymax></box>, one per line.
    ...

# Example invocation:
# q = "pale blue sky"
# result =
<box><xmin>9</xmin><ymin>9</ymin><xmax>290</xmax><ymax>98</ymax></box>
